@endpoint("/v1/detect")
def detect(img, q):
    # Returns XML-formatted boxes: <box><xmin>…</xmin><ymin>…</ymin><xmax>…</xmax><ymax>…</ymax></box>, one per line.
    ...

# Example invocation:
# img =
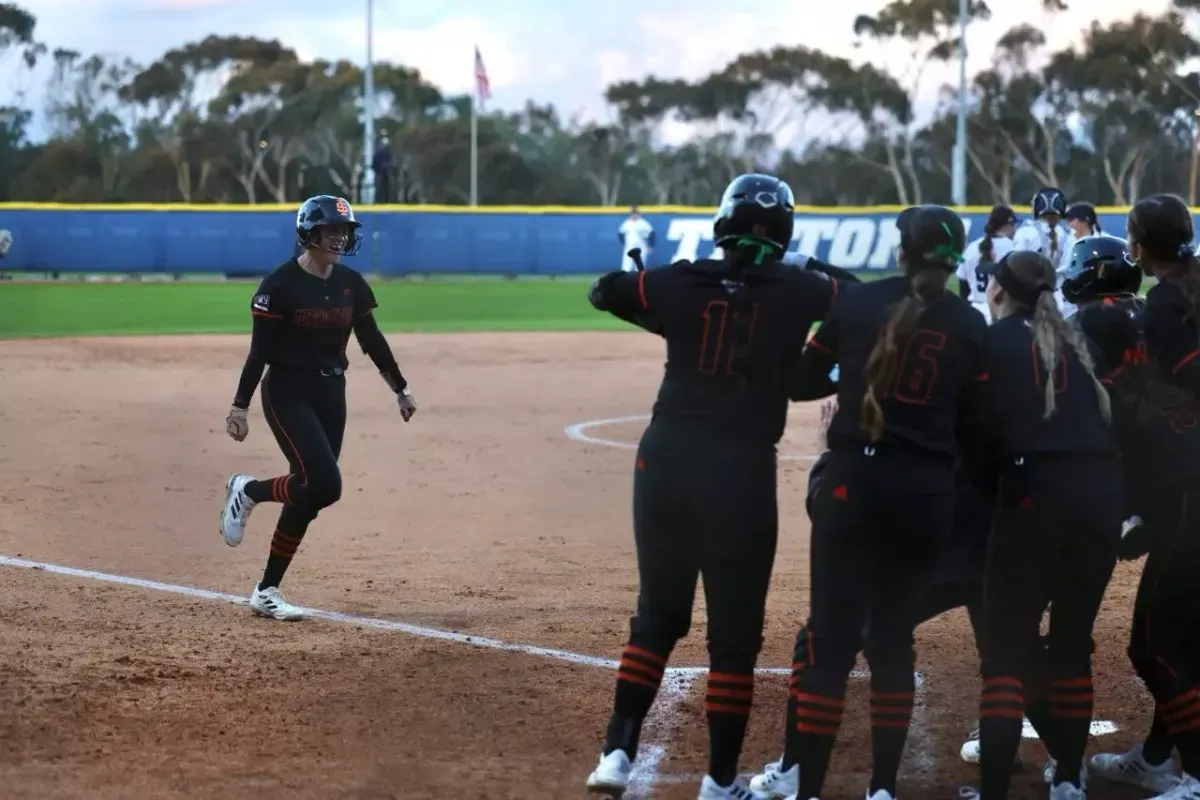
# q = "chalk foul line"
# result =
<box><xmin>0</xmin><ymin>554</ymin><xmax>1120</xmax><ymax>796</ymax></box>
<box><xmin>563</xmin><ymin>415</ymin><xmax>820</xmax><ymax>462</ymax></box>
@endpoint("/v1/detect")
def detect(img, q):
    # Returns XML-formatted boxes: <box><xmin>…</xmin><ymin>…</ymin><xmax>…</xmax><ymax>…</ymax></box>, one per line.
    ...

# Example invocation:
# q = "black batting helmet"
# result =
<box><xmin>296</xmin><ymin>195</ymin><xmax>363</xmax><ymax>255</ymax></box>
<box><xmin>1032</xmin><ymin>187</ymin><xmax>1068</xmax><ymax>219</ymax></box>
<box><xmin>1060</xmin><ymin>235</ymin><xmax>1141</xmax><ymax>305</ymax></box>
<box><xmin>712</xmin><ymin>173</ymin><xmax>796</xmax><ymax>256</ymax></box>
<box><xmin>900</xmin><ymin>204</ymin><xmax>966</xmax><ymax>271</ymax></box>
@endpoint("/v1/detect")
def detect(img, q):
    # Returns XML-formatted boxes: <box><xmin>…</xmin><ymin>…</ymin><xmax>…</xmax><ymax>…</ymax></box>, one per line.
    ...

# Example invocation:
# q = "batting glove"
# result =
<box><xmin>397</xmin><ymin>387</ymin><xmax>417</xmax><ymax>422</ymax></box>
<box><xmin>226</xmin><ymin>405</ymin><xmax>249</xmax><ymax>442</ymax></box>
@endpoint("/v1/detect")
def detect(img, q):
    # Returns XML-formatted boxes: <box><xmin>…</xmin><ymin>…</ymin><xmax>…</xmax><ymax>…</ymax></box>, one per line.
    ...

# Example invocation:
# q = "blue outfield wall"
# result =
<box><xmin>0</xmin><ymin>204</ymin><xmax>1163</xmax><ymax>276</ymax></box>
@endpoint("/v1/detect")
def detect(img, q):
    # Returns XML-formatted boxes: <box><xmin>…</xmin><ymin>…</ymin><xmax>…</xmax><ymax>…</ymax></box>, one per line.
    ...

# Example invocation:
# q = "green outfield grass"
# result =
<box><xmin>0</xmin><ymin>272</ymin><xmax>898</xmax><ymax>338</ymax></box>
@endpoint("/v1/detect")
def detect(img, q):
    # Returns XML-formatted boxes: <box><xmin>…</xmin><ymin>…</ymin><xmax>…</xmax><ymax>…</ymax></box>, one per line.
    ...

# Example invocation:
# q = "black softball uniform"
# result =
<box><xmin>587</xmin><ymin>257</ymin><xmax>836</xmax><ymax>787</ymax></box>
<box><xmin>972</xmin><ymin>312</ymin><xmax>1121</xmax><ymax>798</ymax></box>
<box><xmin>1102</xmin><ymin>354</ymin><xmax>1200</xmax><ymax>778</ymax></box>
<box><xmin>784</xmin><ymin>275</ymin><xmax>988</xmax><ymax>799</ymax></box>
<box><xmin>1143</xmin><ymin>279</ymin><xmax>1200</xmax><ymax>396</ymax></box>
<box><xmin>590</xmin><ymin>259</ymin><xmax>836</xmax><ymax>660</ymax></box>
<box><xmin>233</xmin><ymin>258</ymin><xmax>406</xmax><ymax>517</ymax></box>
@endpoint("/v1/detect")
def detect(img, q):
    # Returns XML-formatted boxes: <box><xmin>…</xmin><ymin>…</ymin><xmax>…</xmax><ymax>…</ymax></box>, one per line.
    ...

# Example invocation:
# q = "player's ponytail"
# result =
<box><xmin>862</xmin><ymin>267</ymin><xmax>947</xmax><ymax>442</ymax></box>
<box><xmin>979</xmin><ymin>204</ymin><xmax>1016</xmax><ymax>265</ymax></box>
<box><xmin>1007</xmin><ymin>252</ymin><xmax>1111</xmax><ymax>422</ymax></box>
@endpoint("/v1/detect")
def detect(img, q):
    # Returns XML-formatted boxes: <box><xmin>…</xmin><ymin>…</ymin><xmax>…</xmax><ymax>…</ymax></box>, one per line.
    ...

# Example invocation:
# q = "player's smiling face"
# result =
<box><xmin>316</xmin><ymin>224</ymin><xmax>353</xmax><ymax>259</ymax></box>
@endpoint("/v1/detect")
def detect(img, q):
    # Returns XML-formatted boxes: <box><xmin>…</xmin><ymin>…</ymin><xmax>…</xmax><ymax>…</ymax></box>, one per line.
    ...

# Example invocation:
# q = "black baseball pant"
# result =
<box><xmin>787</xmin><ymin>444</ymin><xmax>956</xmax><ymax>799</ymax></box>
<box><xmin>1126</xmin><ymin>479</ymin><xmax>1200</xmax><ymax>777</ymax></box>
<box><xmin>243</xmin><ymin>367</ymin><xmax>347</xmax><ymax>585</ymax></box>
<box><xmin>600</xmin><ymin>419</ymin><xmax>778</xmax><ymax>788</ymax></box>
<box><xmin>977</xmin><ymin>455</ymin><xmax>1123</xmax><ymax>798</ymax></box>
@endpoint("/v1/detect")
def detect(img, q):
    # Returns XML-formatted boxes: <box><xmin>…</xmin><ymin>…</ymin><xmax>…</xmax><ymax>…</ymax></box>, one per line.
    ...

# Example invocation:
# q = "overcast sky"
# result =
<box><xmin>0</xmin><ymin>0</ymin><xmax>1179</xmax><ymax>143</ymax></box>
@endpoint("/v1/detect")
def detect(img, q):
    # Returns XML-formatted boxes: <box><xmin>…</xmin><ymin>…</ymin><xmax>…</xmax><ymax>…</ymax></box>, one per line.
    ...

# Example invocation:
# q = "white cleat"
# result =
<box><xmin>866</xmin><ymin>790</ymin><xmax>897</xmax><ymax>800</ymax></box>
<box><xmin>960</xmin><ymin>723</ymin><xmax>1024</xmax><ymax>767</ymax></box>
<box><xmin>586</xmin><ymin>749</ymin><xmax>632</xmax><ymax>798</ymax></box>
<box><xmin>1043</xmin><ymin>757</ymin><xmax>1088</xmax><ymax>789</ymax></box>
<box><xmin>961</xmin><ymin>725</ymin><xmax>981</xmax><ymax>763</ymax></box>
<box><xmin>1048</xmin><ymin>780</ymin><xmax>1085</xmax><ymax>800</ymax></box>
<box><xmin>248</xmin><ymin>584</ymin><xmax>304</xmax><ymax>621</ymax></box>
<box><xmin>697</xmin><ymin>775</ymin><xmax>764</xmax><ymax>799</ymax></box>
<box><xmin>219</xmin><ymin>473</ymin><xmax>256</xmax><ymax>547</ymax></box>
<box><xmin>1149</xmin><ymin>773</ymin><xmax>1200</xmax><ymax>799</ymax></box>
<box><xmin>750</xmin><ymin>757</ymin><xmax>798</xmax><ymax>798</ymax></box>
<box><xmin>1089</xmin><ymin>743</ymin><xmax>1182</xmax><ymax>794</ymax></box>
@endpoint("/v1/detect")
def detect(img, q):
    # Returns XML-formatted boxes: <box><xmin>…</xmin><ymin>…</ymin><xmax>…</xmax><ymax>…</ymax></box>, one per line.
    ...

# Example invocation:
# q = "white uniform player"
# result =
<box><xmin>1011</xmin><ymin>187</ymin><xmax>1073</xmax><ymax>316</ymax></box>
<box><xmin>618</xmin><ymin>206</ymin><xmax>654</xmax><ymax>272</ymax></box>
<box><xmin>958</xmin><ymin>234</ymin><xmax>1014</xmax><ymax>323</ymax></box>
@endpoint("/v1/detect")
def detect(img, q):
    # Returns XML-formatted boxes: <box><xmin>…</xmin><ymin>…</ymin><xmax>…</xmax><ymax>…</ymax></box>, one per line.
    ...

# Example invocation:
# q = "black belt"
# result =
<box><xmin>268</xmin><ymin>365</ymin><xmax>345</xmax><ymax>378</ymax></box>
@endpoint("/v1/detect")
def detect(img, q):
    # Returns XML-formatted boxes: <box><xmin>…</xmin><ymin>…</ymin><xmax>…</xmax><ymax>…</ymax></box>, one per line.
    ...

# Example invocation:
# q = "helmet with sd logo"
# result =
<box><xmin>295</xmin><ymin>195</ymin><xmax>363</xmax><ymax>255</ymax></box>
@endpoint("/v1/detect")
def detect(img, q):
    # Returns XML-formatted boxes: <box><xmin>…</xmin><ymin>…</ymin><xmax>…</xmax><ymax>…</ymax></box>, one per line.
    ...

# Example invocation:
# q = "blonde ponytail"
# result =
<box><xmin>1030</xmin><ymin>291</ymin><xmax>1111</xmax><ymax>423</ymax></box>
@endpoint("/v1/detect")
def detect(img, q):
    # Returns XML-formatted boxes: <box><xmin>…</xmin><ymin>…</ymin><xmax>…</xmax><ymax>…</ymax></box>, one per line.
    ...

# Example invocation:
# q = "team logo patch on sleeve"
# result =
<box><xmin>252</xmin><ymin>293</ymin><xmax>271</xmax><ymax>312</ymax></box>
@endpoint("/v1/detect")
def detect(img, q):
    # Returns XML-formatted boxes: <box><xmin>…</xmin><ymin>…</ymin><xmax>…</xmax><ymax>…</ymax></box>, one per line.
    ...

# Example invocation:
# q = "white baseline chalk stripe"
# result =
<box><xmin>564</xmin><ymin>415</ymin><xmax>820</xmax><ymax>462</ymax></box>
<box><xmin>627</xmin><ymin>671</ymin><xmax>698</xmax><ymax>798</ymax></box>
<box><xmin>0</xmin><ymin>555</ymin><xmax>797</xmax><ymax>676</ymax></box>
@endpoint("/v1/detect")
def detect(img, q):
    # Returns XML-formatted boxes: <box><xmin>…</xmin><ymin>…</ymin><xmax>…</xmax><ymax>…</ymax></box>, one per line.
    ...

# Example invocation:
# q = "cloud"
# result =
<box><xmin>0</xmin><ymin>0</ymin><xmax>1183</xmax><ymax>144</ymax></box>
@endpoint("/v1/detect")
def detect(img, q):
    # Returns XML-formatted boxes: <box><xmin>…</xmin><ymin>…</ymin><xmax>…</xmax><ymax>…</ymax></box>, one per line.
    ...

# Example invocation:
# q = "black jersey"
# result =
<box><xmin>980</xmin><ymin>312</ymin><xmax>1116</xmax><ymax>459</ymax></box>
<box><xmin>1070</xmin><ymin>295</ymin><xmax>1146</xmax><ymax>371</ymax></box>
<box><xmin>231</xmin><ymin>258</ymin><xmax>406</xmax><ymax>409</ymax></box>
<box><xmin>796</xmin><ymin>275</ymin><xmax>987</xmax><ymax>459</ymax></box>
<box><xmin>589</xmin><ymin>258</ymin><xmax>837</xmax><ymax>445</ymax></box>
<box><xmin>1144</xmin><ymin>279</ymin><xmax>1200</xmax><ymax>394</ymax></box>
<box><xmin>250</xmin><ymin>258</ymin><xmax>377</xmax><ymax>372</ymax></box>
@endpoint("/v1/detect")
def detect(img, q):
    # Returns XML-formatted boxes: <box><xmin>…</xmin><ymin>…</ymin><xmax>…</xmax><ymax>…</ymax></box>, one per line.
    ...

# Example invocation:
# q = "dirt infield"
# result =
<box><xmin>0</xmin><ymin>332</ymin><xmax>1158</xmax><ymax>799</ymax></box>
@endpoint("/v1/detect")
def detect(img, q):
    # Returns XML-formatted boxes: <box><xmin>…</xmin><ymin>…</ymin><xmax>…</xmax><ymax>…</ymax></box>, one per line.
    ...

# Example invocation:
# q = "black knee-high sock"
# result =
<box><xmin>259</xmin><ymin>507</ymin><xmax>312</xmax><ymax>589</ymax></box>
<box><xmin>245</xmin><ymin>475</ymin><xmax>290</xmax><ymax>504</ymax></box>
<box><xmin>260</xmin><ymin>527</ymin><xmax>306</xmax><ymax>589</ymax></box>
<box><xmin>790</xmin><ymin>679</ymin><xmax>847</xmax><ymax>798</ymax></box>
<box><xmin>1160</xmin><ymin>689</ymin><xmax>1200</xmax><ymax>776</ymax></box>
<box><xmin>603</xmin><ymin>642</ymin><xmax>671</xmax><ymax>759</ymax></box>
<box><xmin>979</xmin><ymin>675</ymin><xmax>1025</xmax><ymax>799</ymax></box>
<box><xmin>706</xmin><ymin>671</ymin><xmax>754</xmax><ymax>786</ymax></box>
<box><xmin>781</xmin><ymin>628</ymin><xmax>811</xmax><ymax>768</ymax></box>
<box><xmin>1144</xmin><ymin>712</ymin><xmax>1174</xmax><ymax>765</ymax></box>
<box><xmin>1048</xmin><ymin>676</ymin><xmax>1094</xmax><ymax>786</ymax></box>
<box><xmin>869</xmin><ymin>669</ymin><xmax>915</xmax><ymax>796</ymax></box>
<box><xmin>1024</xmin><ymin>697</ymin><xmax>1058</xmax><ymax>760</ymax></box>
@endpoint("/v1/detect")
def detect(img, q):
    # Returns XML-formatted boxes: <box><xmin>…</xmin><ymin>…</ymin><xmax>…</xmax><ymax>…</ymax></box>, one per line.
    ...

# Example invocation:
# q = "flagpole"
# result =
<box><xmin>470</xmin><ymin>91</ymin><xmax>478</xmax><ymax>207</ymax></box>
<box><xmin>362</xmin><ymin>0</ymin><xmax>375</xmax><ymax>204</ymax></box>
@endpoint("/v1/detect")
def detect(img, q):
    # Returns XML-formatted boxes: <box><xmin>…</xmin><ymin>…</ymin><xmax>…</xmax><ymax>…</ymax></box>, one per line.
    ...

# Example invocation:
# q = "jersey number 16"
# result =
<box><xmin>889</xmin><ymin>329</ymin><xmax>946</xmax><ymax>404</ymax></box>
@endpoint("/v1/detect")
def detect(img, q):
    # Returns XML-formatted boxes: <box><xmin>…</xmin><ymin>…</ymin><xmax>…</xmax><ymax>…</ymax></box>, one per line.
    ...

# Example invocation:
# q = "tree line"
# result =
<box><xmin>3</xmin><ymin>0</ymin><xmax>1200</xmax><ymax>207</ymax></box>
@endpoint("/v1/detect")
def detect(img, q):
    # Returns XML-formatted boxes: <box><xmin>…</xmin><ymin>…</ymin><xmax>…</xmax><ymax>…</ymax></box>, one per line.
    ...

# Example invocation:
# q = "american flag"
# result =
<box><xmin>474</xmin><ymin>45</ymin><xmax>491</xmax><ymax>103</ymax></box>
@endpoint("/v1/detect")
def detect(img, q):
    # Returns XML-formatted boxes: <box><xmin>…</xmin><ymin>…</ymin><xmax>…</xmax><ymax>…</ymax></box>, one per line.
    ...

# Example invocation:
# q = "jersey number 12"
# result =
<box><xmin>698</xmin><ymin>300</ymin><xmax>758</xmax><ymax>375</ymax></box>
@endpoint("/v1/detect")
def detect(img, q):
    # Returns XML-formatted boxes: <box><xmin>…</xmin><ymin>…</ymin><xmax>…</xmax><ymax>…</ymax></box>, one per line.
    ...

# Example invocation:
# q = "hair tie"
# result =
<box><xmin>1180</xmin><ymin>244</ymin><xmax>1196</xmax><ymax>258</ymax></box>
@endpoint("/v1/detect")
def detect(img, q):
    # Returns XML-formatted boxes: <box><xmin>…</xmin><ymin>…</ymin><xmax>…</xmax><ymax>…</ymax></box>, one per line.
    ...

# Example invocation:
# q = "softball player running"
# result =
<box><xmin>584</xmin><ymin>173</ymin><xmax>840</xmax><ymax>800</ymax></box>
<box><xmin>218</xmin><ymin>195</ymin><xmax>416</xmax><ymax>621</ymax></box>
<box><xmin>780</xmin><ymin>204</ymin><xmax>988</xmax><ymax>800</ymax></box>
<box><xmin>964</xmin><ymin>250</ymin><xmax>1121</xmax><ymax>800</ymax></box>
<box><xmin>957</xmin><ymin>204</ymin><xmax>1018</xmax><ymax>323</ymax></box>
